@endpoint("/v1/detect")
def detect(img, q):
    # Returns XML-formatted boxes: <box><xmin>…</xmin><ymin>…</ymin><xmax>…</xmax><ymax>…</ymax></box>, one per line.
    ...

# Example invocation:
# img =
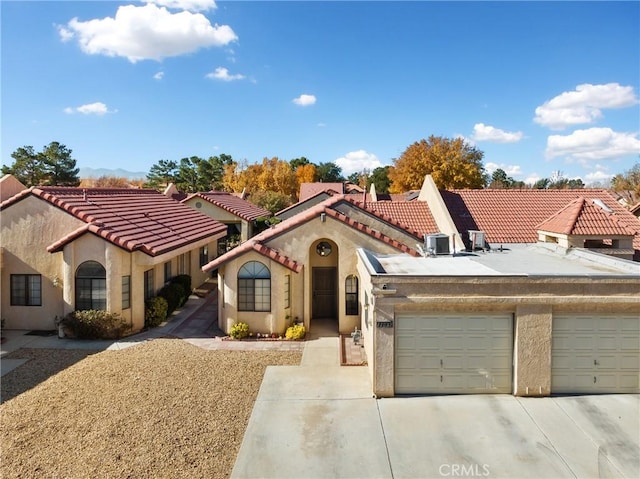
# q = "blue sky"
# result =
<box><xmin>2</xmin><ymin>0</ymin><xmax>639</xmax><ymax>185</ymax></box>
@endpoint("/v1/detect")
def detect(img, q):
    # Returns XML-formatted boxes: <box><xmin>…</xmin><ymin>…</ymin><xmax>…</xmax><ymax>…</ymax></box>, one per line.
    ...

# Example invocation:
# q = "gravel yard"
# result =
<box><xmin>1</xmin><ymin>339</ymin><xmax>302</xmax><ymax>478</ymax></box>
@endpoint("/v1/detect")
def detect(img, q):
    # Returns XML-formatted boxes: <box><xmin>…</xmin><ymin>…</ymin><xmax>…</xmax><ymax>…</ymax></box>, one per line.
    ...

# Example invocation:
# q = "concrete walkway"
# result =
<box><xmin>232</xmin><ymin>320</ymin><xmax>640</xmax><ymax>479</ymax></box>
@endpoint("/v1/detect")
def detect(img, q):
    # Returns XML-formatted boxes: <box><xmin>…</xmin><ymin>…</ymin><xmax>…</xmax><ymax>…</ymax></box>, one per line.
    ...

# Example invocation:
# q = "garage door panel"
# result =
<box><xmin>395</xmin><ymin>314</ymin><xmax>512</xmax><ymax>395</ymax></box>
<box><xmin>620</xmin><ymin>355</ymin><xmax>640</xmax><ymax>370</ymax></box>
<box><xmin>552</xmin><ymin>315</ymin><xmax>640</xmax><ymax>394</ymax></box>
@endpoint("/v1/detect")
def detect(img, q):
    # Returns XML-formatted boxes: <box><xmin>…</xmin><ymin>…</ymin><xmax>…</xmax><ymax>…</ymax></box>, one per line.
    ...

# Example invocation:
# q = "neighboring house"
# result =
<box><xmin>204</xmin><ymin>175</ymin><xmax>640</xmax><ymax>397</ymax></box>
<box><xmin>0</xmin><ymin>174</ymin><xmax>27</xmax><ymax>202</ymax></box>
<box><xmin>275</xmin><ymin>190</ymin><xmax>338</xmax><ymax>220</ymax></box>
<box><xmin>440</xmin><ymin>188</ymin><xmax>640</xmax><ymax>260</ymax></box>
<box><xmin>204</xmin><ymin>194</ymin><xmax>432</xmax><ymax>336</ymax></box>
<box><xmin>298</xmin><ymin>181</ymin><xmax>364</xmax><ymax>202</ymax></box>
<box><xmin>181</xmin><ymin>192</ymin><xmax>271</xmax><ymax>253</ymax></box>
<box><xmin>1</xmin><ymin>186</ymin><xmax>226</xmax><ymax>333</ymax></box>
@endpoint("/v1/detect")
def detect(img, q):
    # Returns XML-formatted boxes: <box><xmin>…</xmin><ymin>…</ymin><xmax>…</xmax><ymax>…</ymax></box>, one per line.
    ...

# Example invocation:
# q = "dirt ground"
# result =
<box><xmin>1</xmin><ymin>339</ymin><xmax>302</xmax><ymax>478</ymax></box>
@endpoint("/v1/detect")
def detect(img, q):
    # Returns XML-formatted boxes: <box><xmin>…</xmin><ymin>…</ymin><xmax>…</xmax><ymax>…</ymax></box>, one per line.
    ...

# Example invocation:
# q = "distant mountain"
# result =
<box><xmin>79</xmin><ymin>167</ymin><xmax>148</xmax><ymax>180</ymax></box>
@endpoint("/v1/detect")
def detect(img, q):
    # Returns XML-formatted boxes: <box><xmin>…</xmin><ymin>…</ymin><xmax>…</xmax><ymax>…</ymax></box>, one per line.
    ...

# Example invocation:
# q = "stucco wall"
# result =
<box><xmin>264</xmin><ymin>213</ymin><xmax>401</xmax><ymax>333</ymax></box>
<box><xmin>2</xmin><ymin>195</ymin><xmax>220</xmax><ymax>333</ymax></box>
<box><xmin>217</xmin><ymin>250</ymin><xmax>301</xmax><ymax>335</ymax></box>
<box><xmin>184</xmin><ymin>198</ymin><xmax>250</xmax><ymax>241</ymax></box>
<box><xmin>1</xmin><ymin>196</ymin><xmax>84</xmax><ymax>329</ymax></box>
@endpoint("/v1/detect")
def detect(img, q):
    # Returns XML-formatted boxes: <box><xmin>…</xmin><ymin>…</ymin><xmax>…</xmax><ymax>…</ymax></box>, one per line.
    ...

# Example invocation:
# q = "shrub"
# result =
<box><xmin>158</xmin><ymin>283</ymin><xmax>185</xmax><ymax>315</ymax></box>
<box><xmin>171</xmin><ymin>274</ymin><xmax>192</xmax><ymax>305</ymax></box>
<box><xmin>145</xmin><ymin>296</ymin><xmax>168</xmax><ymax>328</ymax></box>
<box><xmin>230</xmin><ymin>322</ymin><xmax>250</xmax><ymax>339</ymax></box>
<box><xmin>60</xmin><ymin>310</ymin><xmax>131</xmax><ymax>339</ymax></box>
<box><xmin>285</xmin><ymin>324</ymin><xmax>305</xmax><ymax>340</ymax></box>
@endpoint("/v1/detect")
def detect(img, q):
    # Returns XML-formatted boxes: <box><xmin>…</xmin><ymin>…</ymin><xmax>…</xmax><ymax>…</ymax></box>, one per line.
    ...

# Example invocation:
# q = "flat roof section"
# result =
<box><xmin>358</xmin><ymin>244</ymin><xmax>640</xmax><ymax>277</ymax></box>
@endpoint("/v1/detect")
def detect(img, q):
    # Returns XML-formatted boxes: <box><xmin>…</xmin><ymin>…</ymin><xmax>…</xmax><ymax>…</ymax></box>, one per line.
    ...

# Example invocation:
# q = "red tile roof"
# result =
<box><xmin>203</xmin><ymin>195</ymin><xmax>421</xmax><ymax>272</ymax></box>
<box><xmin>184</xmin><ymin>192</ymin><xmax>271</xmax><ymax>221</ymax></box>
<box><xmin>299</xmin><ymin>182</ymin><xmax>343</xmax><ymax>201</ymax></box>
<box><xmin>441</xmin><ymin>189</ymin><xmax>640</xmax><ymax>252</ymax></box>
<box><xmin>2</xmin><ymin>187</ymin><xmax>227</xmax><ymax>256</ymax></box>
<box><xmin>365</xmin><ymin>201</ymin><xmax>439</xmax><ymax>236</ymax></box>
<box><xmin>536</xmin><ymin>197</ymin><xmax>636</xmax><ymax>236</ymax></box>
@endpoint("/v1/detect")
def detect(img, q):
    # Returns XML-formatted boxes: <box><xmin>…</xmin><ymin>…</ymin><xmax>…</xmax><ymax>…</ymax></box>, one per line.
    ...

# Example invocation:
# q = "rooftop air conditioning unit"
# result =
<box><xmin>468</xmin><ymin>230</ymin><xmax>485</xmax><ymax>249</ymax></box>
<box><xmin>424</xmin><ymin>233</ymin><xmax>450</xmax><ymax>255</ymax></box>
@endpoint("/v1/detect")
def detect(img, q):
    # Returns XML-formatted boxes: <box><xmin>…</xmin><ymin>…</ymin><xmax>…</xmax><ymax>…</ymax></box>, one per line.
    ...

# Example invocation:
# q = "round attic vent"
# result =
<box><xmin>316</xmin><ymin>241</ymin><xmax>332</xmax><ymax>257</ymax></box>
<box><xmin>195</xmin><ymin>201</ymin><xmax>202</xmax><ymax>208</ymax></box>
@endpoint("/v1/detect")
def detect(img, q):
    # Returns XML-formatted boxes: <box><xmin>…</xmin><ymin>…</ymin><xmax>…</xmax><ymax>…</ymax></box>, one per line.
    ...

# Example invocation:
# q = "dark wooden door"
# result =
<box><xmin>312</xmin><ymin>267</ymin><xmax>337</xmax><ymax>318</ymax></box>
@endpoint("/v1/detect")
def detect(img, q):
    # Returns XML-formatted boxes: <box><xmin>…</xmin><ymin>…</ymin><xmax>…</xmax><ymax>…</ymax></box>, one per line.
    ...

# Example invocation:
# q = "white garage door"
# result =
<box><xmin>395</xmin><ymin>314</ymin><xmax>513</xmax><ymax>395</ymax></box>
<box><xmin>552</xmin><ymin>315</ymin><xmax>640</xmax><ymax>394</ymax></box>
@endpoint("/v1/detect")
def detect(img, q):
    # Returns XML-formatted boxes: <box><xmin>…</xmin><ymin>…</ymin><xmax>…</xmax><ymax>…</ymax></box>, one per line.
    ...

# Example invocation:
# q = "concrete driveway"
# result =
<box><xmin>232</xmin><ymin>342</ymin><xmax>640</xmax><ymax>479</ymax></box>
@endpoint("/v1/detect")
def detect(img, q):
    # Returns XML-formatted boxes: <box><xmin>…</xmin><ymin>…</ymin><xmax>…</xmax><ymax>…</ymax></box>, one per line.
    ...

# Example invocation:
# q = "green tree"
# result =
<box><xmin>316</xmin><ymin>162</ymin><xmax>344</xmax><ymax>183</ymax></box>
<box><xmin>290</xmin><ymin>157</ymin><xmax>310</xmax><ymax>171</ymax></box>
<box><xmin>2</xmin><ymin>142</ymin><xmax>79</xmax><ymax>186</ymax></box>
<box><xmin>249</xmin><ymin>190</ymin><xmax>292</xmax><ymax>214</ymax></box>
<box><xmin>388</xmin><ymin>136</ymin><xmax>486</xmax><ymax>192</ymax></box>
<box><xmin>369</xmin><ymin>166</ymin><xmax>391</xmax><ymax>194</ymax></box>
<box><xmin>533</xmin><ymin>178</ymin><xmax>550</xmax><ymax>189</ymax></box>
<box><xmin>146</xmin><ymin>159</ymin><xmax>178</xmax><ymax>190</ymax></box>
<box><xmin>40</xmin><ymin>142</ymin><xmax>80</xmax><ymax>186</ymax></box>
<box><xmin>488</xmin><ymin>168</ymin><xmax>514</xmax><ymax>189</ymax></box>
<box><xmin>2</xmin><ymin>146</ymin><xmax>45</xmax><ymax>186</ymax></box>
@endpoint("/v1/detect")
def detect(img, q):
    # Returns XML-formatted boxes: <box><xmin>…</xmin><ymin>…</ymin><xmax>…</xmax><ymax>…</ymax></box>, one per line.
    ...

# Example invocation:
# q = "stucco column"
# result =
<box><xmin>373</xmin><ymin>303</ymin><xmax>395</xmax><ymax>397</ymax></box>
<box><xmin>62</xmin><ymin>245</ymin><xmax>74</xmax><ymax>317</ymax></box>
<box><xmin>514</xmin><ymin>304</ymin><xmax>552</xmax><ymax>396</ymax></box>
<box><xmin>105</xmin><ymin>243</ymin><xmax>121</xmax><ymax>312</ymax></box>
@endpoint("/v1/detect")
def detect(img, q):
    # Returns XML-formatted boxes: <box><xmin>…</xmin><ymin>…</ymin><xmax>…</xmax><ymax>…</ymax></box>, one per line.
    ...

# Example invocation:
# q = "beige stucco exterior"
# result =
<box><xmin>1</xmin><ymin>195</ymin><xmax>220</xmax><ymax>333</ymax></box>
<box><xmin>356</xmin><ymin>256</ymin><xmax>640</xmax><ymax>397</ymax></box>
<box><xmin>216</xmin><ymin>210</ymin><xmax>404</xmax><ymax>335</ymax></box>
<box><xmin>183</xmin><ymin>196</ymin><xmax>254</xmax><ymax>241</ymax></box>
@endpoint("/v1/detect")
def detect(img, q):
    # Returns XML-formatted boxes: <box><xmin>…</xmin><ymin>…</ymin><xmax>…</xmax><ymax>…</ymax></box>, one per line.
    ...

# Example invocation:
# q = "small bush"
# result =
<box><xmin>230</xmin><ymin>322</ymin><xmax>250</xmax><ymax>339</ymax></box>
<box><xmin>158</xmin><ymin>283</ymin><xmax>185</xmax><ymax>315</ymax></box>
<box><xmin>60</xmin><ymin>310</ymin><xmax>131</xmax><ymax>339</ymax></box>
<box><xmin>145</xmin><ymin>296</ymin><xmax>168</xmax><ymax>328</ymax></box>
<box><xmin>285</xmin><ymin>324</ymin><xmax>305</xmax><ymax>340</ymax></box>
<box><xmin>171</xmin><ymin>274</ymin><xmax>192</xmax><ymax>305</ymax></box>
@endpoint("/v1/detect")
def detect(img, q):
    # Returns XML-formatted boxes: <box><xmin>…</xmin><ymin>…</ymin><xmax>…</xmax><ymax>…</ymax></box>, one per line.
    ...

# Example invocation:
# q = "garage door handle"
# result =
<box><xmin>440</xmin><ymin>359</ymin><xmax>443</xmax><ymax>367</ymax></box>
<box><xmin>594</xmin><ymin>376</ymin><xmax>597</xmax><ymax>383</ymax></box>
<box><xmin>594</xmin><ymin>359</ymin><xmax>598</xmax><ymax>366</ymax></box>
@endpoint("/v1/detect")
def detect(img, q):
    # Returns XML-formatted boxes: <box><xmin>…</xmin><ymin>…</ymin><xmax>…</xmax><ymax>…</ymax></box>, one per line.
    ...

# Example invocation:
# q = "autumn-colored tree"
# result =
<box><xmin>611</xmin><ymin>163</ymin><xmax>640</xmax><ymax>204</ymax></box>
<box><xmin>388</xmin><ymin>136</ymin><xmax>486</xmax><ymax>192</ymax></box>
<box><xmin>87</xmin><ymin>176</ymin><xmax>131</xmax><ymax>188</ymax></box>
<box><xmin>257</xmin><ymin>157</ymin><xmax>298</xmax><ymax>198</ymax></box>
<box><xmin>295</xmin><ymin>163</ymin><xmax>316</xmax><ymax>187</ymax></box>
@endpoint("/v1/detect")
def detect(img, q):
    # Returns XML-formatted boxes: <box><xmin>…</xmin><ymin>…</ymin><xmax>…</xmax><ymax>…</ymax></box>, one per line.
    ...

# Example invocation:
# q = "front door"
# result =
<box><xmin>312</xmin><ymin>267</ymin><xmax>337</xmax><ymax>318</ymax></box>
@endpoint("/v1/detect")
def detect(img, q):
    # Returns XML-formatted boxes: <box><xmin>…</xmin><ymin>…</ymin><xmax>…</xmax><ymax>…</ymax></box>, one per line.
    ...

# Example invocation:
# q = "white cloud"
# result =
<box><xmin>293</xmin><ymin>94</ymin><xmax>316</xmax><ymax>106</ymax></box>
<box><xmin>335</xmin><ymin>150</ymin><xmax>382</xmax><ymax>176</ymax></box>
<box><xmin>59</xmin><ymin>3</ymin><xmax>237</xmax><ymax>63</ymax></box>
<box><xmin>64</xmin><ymin>102</ymin><xmax>115</xmax><ymax>115</ymax></box>
<box><xmin>584</xmin><ymin>170</ymin><xmax>613</xmax><ymax>182</ymax></box>
<box><xmin>144</xmin><ymin>0</ymin><xmax>216</xmax><ymax>12</ymax></box>
<box><xmin>205</xmin><ymin>66</ymin><xmax>245</xmax><ymax>81</ymax></box>
<box><xmin>472</xmin><ymin>123</ymin><xmax>523</xmax><ymax>143</ymax></box>
<box><xmin>485</xmin><ymin>162</ymin><xmax>523</xmax><ymax>176</ymax></box>
<box><xmin>153</xmin><ymin>71</ymin><xmax>164</xmax><ymax>80</ymax></box>
<box><xmin>524</xmin><ymin>174</ymin><xmax>541</xmax><ymax>185</ymax></box>
<box><xmin>545</xmin><ymin>127</ymin><xmax>640</xmax><ymax>161</ymax></box>
<box><xmin>534</xmin><ymin>83</ymin><xmax>639</xmax><ymax>130</ymax></box>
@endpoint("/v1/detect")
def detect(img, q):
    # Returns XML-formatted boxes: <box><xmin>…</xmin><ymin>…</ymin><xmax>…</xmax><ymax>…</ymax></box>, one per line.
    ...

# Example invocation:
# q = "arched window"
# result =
<box><xmin>345</xmin><ymin>275</ymin><xmax>359</xmax><ymax>315</ymax></box>
<box><xmin>76</xmin><ymin>261</ymin><xmax>107</xmax><ymax>311</ymax></box>
<box><xmin>238</xmin><ymin>261</ymin><xmax>271</xmax><ymax>312</ymax></box>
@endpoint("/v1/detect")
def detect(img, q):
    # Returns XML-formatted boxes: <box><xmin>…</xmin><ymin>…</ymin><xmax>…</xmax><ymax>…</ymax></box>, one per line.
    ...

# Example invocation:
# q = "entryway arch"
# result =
<box><xmin>309</xmin><ymin>239</ymin><xmax>339</xmax><ymax>331</ymax></box>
